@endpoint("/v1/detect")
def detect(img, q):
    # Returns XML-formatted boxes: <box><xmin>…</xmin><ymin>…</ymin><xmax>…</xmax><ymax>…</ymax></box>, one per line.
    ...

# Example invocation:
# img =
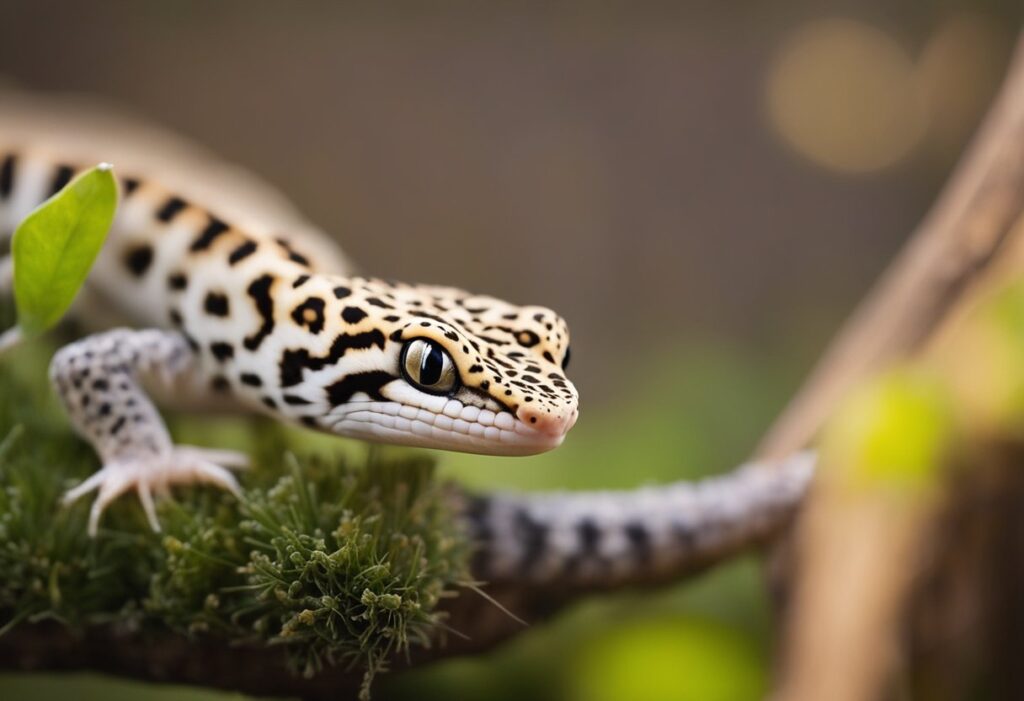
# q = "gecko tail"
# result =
<box><xmin>465</xmin><ymin>452</ymin><xmax>816</xmax><ymax>587</ymax></box>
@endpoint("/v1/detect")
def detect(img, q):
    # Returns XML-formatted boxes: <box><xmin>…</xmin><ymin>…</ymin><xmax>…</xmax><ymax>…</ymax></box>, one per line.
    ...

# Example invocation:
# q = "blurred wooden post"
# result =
<box><xmin>773</xmin><ymin>29</ymin><xmax>1024</xmax><ymax>701</ymax></box>
<box><xmin>757</xmin><ymin>30</ymin><xmax>1024</xmax><ymax>462</ymax></box>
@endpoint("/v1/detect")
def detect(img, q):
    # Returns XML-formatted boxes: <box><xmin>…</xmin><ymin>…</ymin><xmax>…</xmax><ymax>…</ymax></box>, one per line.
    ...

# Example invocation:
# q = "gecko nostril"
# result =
<box><xmin>517</xmin><ymin>406</ymin><xmax>577</xmax><ymax>436</ymax></box>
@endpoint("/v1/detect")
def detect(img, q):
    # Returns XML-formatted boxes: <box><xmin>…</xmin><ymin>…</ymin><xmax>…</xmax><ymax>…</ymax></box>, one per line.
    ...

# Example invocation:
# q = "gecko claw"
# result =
<box><xmin>62</xmin><ymin>446</ymin><xmax>247</xmax><ymax>536</ymax></box>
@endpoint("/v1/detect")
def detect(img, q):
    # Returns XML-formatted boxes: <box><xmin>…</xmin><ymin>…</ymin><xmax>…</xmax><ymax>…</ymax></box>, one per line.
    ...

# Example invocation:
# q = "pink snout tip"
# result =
<box><xmin>516</xmin><ymin>406</ymin><xmax>579</xmax><ymax>437</ymax></box>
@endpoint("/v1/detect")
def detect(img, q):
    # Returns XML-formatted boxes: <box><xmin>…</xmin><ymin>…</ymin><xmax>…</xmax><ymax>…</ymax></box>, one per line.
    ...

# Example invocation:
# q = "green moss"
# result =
<box><xmin>0</xmin><ymin>309</ymin><xmax>471</xmax><ymax>698</ymax></box>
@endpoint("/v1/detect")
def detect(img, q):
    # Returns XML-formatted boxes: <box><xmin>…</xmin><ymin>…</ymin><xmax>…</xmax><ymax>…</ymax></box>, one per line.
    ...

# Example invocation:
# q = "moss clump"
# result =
<box><xmin>0</xmin><ymin>312</ymin><xmax>471</xmax><ymax>698</ymax></box>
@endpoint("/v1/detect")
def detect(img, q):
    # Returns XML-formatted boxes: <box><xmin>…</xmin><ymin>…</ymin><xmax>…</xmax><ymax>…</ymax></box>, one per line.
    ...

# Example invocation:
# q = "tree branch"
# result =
<box><xmin>0</xmin><ymin>459</ymin><xmax>812</xmax><ymax>699</ymax></box>
<box><xmin>771</xmin><ymin>27</ymin><xmax>1024</xmax><ymax>701</ymax></box>
<box><xmin>757</xmin><ymin>32</ymin><xmax>1024</xmax><ymax>461</ymax></box>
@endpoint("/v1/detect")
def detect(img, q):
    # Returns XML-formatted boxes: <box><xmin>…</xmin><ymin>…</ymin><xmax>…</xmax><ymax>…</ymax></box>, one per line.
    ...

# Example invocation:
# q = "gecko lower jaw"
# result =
<box><xmin>325</xmin><ymin>401</ymin><xmax>574</xmax><ymax>456</ymax></box>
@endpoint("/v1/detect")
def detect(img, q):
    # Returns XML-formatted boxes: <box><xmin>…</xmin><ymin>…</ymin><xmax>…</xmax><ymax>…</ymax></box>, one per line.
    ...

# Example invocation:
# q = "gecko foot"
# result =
<box><xmin>62</xmin><ymin>445</ymin><xmax>250</xmax><ymax>536</ymax></box>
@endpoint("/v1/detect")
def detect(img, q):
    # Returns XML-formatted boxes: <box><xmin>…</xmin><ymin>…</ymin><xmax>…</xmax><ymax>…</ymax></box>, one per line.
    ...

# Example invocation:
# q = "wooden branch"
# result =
<box><xmin>757</xmin><ymin>33</ymin><xmax>1024</xmax><ymax>461</ymax></box>
<box><xmin>0</xmin><ymin>478</ymin><xmax>806</xmax><ymax>700</ymax></box>
<box><xmin>774</xmin><ymin>28</ymin><xmax>1024</xmax><ymax>701</ymax></box>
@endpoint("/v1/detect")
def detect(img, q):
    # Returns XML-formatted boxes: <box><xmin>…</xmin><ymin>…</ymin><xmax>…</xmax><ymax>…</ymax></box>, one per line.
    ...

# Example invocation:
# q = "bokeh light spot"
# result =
<box><xmin>766</xmin><ymin>18</ymin><xmax>927</xmax><ymax>174</ymax></box>
<box><xmin>565</xmin><ymin>616</ymin><xmax>766</xmax><ymax>701</ymax></box>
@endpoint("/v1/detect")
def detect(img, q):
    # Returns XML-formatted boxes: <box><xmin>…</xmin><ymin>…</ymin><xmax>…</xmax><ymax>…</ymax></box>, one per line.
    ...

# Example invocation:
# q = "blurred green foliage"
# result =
<box><xmin>821</xmin><ymin>367</ymin><xmax>952</xmax><ymax>491</ymax></box>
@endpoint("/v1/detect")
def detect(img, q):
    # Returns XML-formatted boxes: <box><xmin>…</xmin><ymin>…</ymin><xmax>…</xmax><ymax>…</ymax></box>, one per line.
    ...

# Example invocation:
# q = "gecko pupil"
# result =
<box><xmin>420</xmin><ymin>345</ymin><xmax>444</xmax><ymax>385</ymax></box>
<box><xmin>402</xmin><ymin>338</ymin><xmax>459</xmax><ymax>394</ymax></box>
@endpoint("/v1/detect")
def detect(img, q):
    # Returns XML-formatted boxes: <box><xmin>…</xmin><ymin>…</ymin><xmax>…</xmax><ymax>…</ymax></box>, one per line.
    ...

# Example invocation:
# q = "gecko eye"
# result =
<box><xmin>401</xmin><ymin>339</ymin><xmax>460</xmax><ymax>395</ymax></box>
<box><xmin>562</xmin><ymin>346</ymin><xmax>571</xmax><ymax>370</ymax></box>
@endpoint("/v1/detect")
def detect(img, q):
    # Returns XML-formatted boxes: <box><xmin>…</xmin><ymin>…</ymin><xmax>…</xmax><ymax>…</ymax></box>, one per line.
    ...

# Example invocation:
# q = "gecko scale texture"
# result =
<box><xmin>0</xmin><ymin>148</ymin><xmax>578</xmax><ymax>534</ymax></box>
<box><xmin>0</xmin><ymin>104</ymin><xmax>814</xmax><ymax>581</ymax></box>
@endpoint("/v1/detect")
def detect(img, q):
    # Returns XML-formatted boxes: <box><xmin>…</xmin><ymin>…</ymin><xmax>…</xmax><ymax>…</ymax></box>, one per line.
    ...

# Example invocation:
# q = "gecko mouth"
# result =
<box><xmin>326</xmin><ymin>398</ymin><xmax>574</xmax><ymax>455</ymax></box>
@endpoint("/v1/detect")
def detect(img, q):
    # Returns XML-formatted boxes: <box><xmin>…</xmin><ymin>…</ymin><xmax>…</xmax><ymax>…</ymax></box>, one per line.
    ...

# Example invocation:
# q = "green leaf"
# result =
<box><xmin>12</xmin><ymin>165</ymin><xmax>117</xmax><ymax>336</ymax></box>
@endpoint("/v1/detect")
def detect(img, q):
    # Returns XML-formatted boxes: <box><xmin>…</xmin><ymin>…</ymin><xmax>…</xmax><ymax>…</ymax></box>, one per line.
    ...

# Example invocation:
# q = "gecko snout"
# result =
<box><xmin>517</xmin><ymin>405</ymin><xmax>579</xmax><ymax>437</ymax></box>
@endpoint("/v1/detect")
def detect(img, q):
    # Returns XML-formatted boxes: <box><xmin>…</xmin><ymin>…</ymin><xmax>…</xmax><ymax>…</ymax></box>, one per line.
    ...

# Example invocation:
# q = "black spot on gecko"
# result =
<box><xmin>624</xmin><ymin>522</ymin><xmax>651</xmax><ymax>564</ymax></box>
<box><xmin>210</xmin><ymin>342</ymin><xmax>234</xmax><ymax>361</ymax></box>
<box><xmin>190</xmin><ymin>215</ymin><xmax>230</xmax><ymax>251</ymax></box>
<box><xmin>292</xmin><ymin>274</ymin><xmax>310</xmax><ymax>288</ymax></box>
<box><xmin>262</xmin><ymin>396</ymin><xmax>277</xmax><ymax>409</ymax></box>
<box><xmin>0</xmin><ymin>154</ymin><xmax>16</xmax><ymax>199</ymax></box>
<box><xmin>168</xmin><ymin>272</ymin><xmax>188</xmax><ymax>290</ymax></box>
<box><xmin>156</xmin><ymin>195</ymin><xmax>187</xmax><ymax>223</ymax></box>
<box><xmin>279</xmin><ymin>329</ymin><xmax>387</xmax><ymax>387</ymax></box>
<box><xmin>290</xmin><ymin>297</ymin><xmax>326</xmax><ymax>334</ymax></box>
<box><xmin>516</xmin><ymin>330</ymin><xmax>540</xmax><ymax>348</ymax></box>
<box><xmin>169</xmin><ymin>309</ymin><xmax>183</xmax><ymax>327</ymax></box>
<box><xmin>414</xmin><ymin>312</ymin><xmax>446</xmax><ymax>324</ymax></box>
<box><xmin>228</xmin><ymin>239</ymin><xmax>258</xmax><ymax>265</ymax></box>
<box><xmin>49</xmin><ymin>164</ymin><xmax>74</xmax><ymax>196</ymax></box>
<box><xmin>121</xmin><ymin>177</ymin><xmax>140</xmax><ymax>196</ymax></box>
<box><xmin>275</xmin><ymin>238</ymin><xmax>310</xmax><ymax>266</ymax></box>
<box><xmin>341</xmin><ymin>306</ymin><xmax>367</xmax><ymax>324</ymax></box>
<box><xmin>204</xmin><ymin>291</ymin><xmax>230</xmax><ymax>317</ymax></box>
<box><xmin>366</xmin><ymin>297</ymin><xmax>394</xmax><ymax>309</ymax></box>
<box><xmin>283</xmin><ymin>394</ymin><xmax>311</xmax><ymax>405</ymax></box>
<box><xmin>325</xmin><ymin>370</ymin><xmax>395</xmax><ymax>407</ymax></box>
<box><xmin>211</xmin><ymin>376</ymin><xmax>230</xmax><ymax>393</ymax></box>
<box><xmin>577</xmin><ymin>519</ymin><xmax>603</xmax><ymax>554</ymax></box>
<box><xmin>240</xmin><ymin>373</ymin><xmax>262</xmax><ymax>387</ymax></box>
<box><xmin>109</xmin><ymin>416</ymin><xmax>126</xmax><ymax>436</ymax></box>
<box><xmin>514</xmin><ymin>509</ymin><xmax>548</xmax><ymax>571</ymax></box>
<box><xmin>243</xmin><ymin>274</ymin><xmax>275</xmax><ymax>351</ymax></box>
<box><xmin>333</xmin><ymin>286</ymin><xmax>351</xmax><ymax>299</ymax></box>
<box><xmin>123</xmin><ymin>244</ymin><xmax>154</xmax><ymax>277</ymax></box>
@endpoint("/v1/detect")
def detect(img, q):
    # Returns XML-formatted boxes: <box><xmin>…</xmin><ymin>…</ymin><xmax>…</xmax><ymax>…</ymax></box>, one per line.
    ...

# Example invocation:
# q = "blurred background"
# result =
<box><xmin>0</xmin><ymin>1</ymin><xmax>1020</xmax><ymax>699</ymax></box>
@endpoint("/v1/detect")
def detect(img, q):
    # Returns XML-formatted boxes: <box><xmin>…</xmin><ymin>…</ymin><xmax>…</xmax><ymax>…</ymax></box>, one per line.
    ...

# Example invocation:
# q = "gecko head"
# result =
<box><xmin>304</xmin><ymin>278</ymin><xmax>579</xmax><ymax>455</ymax></box>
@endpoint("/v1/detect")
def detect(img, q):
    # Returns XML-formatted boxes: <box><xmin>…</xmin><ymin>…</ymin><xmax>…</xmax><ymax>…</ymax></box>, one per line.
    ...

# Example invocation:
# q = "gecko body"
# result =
<box><xmin>0</xmin><ymin>97</ymin><xmax>812</xmax><ymax>583</ymax></box>
<box><xmin>1</xmin><ymin>141</ymin><xmax>577</xmax><ymax>533</ymax></box>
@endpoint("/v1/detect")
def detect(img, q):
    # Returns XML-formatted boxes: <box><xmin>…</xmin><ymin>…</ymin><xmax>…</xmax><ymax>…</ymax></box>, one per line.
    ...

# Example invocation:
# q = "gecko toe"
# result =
<box><xmin>63</xmin><ymin>447</ymin><xmax>249</xmax><ymax>537</ymax></box>
<box><xmin>176</xmin><ymin>445</ymin><xmax>250</xmax><ymax>470</ymax></box>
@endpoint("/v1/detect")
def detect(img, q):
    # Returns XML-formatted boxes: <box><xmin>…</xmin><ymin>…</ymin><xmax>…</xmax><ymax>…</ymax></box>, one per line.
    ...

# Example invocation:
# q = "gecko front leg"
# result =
<box><xmin>50</xmin><ymin>328</ymin><xmax>248</xmax><ymax>535</ymax></box>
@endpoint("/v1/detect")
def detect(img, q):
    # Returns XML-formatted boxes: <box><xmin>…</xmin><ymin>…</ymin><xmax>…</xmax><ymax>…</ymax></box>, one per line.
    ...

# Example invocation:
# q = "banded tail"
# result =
<box><xmin>466</xmin><ymin>452</ymin><xmax>815</xmax><ymax>586</ymax></box>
